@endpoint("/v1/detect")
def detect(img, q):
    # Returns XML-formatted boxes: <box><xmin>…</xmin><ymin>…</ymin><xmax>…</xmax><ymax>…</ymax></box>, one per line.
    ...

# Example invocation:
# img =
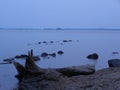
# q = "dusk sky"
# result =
<box><xmin>0</xmin><ymin>0</ymin><xmax>120</xmax><ymax>28</ymax></box>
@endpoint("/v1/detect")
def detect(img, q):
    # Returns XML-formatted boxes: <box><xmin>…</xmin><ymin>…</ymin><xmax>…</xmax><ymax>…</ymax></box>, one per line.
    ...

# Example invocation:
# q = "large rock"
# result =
<box><xmin>15</xmin><ymin>67</ymin><xmax>120</xmax><ymax>90</ymax></box>
<box><xmin>56</xmin><ymin>64</ymin><xmax>95</xmax><ymax>77</ymax></box>
<box><xmin>108</xmin><ymin>59</ymin><xmax>120</xmax><ymax>67</ymax></box>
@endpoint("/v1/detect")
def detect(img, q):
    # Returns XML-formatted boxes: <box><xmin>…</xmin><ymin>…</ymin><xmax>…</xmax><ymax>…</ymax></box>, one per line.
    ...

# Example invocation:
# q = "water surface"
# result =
<box><xmin>0</xmin><ymin>30</ymin><xmax>120</xmax><ymax>89</ymax></box>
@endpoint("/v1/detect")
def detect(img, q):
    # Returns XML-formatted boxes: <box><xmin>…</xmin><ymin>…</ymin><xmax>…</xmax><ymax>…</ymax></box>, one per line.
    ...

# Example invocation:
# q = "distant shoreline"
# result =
<box><xmin>0</xmin><ymin>28</ymin><xmax>120</xmax><ymax>31</ymax></box>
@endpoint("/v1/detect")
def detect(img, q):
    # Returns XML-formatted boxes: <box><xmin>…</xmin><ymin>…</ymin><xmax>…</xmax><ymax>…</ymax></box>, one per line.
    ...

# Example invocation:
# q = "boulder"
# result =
<box><xmin>87</xmin><ymin>53</ymin><xmax>98</xmax><ymax>60</ymax></box>
<box><xmin>108</xmin><ymin>59</ymin><xmax>120</xmax><ymax>67</ymax></box>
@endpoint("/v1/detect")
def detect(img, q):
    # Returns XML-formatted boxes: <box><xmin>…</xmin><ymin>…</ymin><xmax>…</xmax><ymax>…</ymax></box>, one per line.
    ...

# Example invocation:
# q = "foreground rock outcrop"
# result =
<box><xmin>15</xmin><ymin>67</ymin><xmax>120</xmax><ymax>90</ymax></box>
<box><xmin>13</xmin><ymin>50</ymin><xmax>120</xmax><ymax>90</ymax></box>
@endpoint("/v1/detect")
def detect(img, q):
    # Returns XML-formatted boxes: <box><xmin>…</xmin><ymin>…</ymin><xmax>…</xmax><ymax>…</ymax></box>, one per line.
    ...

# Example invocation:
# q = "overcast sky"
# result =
<box><xmin>0</xmin><ymin>0</ymin><xmax>120</xmax><ymax>28</ymax></box>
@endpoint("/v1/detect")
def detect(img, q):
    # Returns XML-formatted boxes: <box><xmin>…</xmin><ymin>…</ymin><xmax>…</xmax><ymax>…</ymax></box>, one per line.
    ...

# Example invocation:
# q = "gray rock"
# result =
<box><xmin>87</xmin><ymin>53</ymin><xmax>99</xmax><ymax>60</ymax></box>
<box><xmin>56</xmin><ymin>64</ymin><xmax>95</xmax><ymax>77</ymax></box>
<box><xmin>108</xmin><ymin>59</ymin><xmax>120</xmax><ymax>67</ymax></box>
<box><xmin>16</xmin><ymin>67</ymin><xmax>120</xmax><ymax>90</ymax></box>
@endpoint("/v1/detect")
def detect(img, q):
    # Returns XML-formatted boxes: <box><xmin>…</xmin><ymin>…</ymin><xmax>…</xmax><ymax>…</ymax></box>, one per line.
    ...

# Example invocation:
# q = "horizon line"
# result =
<box><xmin>0</xmin><ymin>27</ymin><xmax>120</xmax><ymax>30</ymax></box>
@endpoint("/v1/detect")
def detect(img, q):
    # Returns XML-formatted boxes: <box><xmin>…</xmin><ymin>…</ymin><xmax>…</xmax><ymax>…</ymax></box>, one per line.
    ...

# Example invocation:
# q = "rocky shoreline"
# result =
<box><xmin>15</xmin><ymin>67</ymin><xmax>120</xmax><ymax>90</ymax></box>
<box><xmin>13</xmin><ymin>50</ymin><xmax>120</xmax><ymax>90</ymax></box>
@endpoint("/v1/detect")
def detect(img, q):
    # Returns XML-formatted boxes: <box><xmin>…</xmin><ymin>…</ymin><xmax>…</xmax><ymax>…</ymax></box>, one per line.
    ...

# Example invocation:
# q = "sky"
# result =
<box><xmin>0</xmin><ymin>0</ymin><xmax>120</xmax><ymax>28</ymax></box>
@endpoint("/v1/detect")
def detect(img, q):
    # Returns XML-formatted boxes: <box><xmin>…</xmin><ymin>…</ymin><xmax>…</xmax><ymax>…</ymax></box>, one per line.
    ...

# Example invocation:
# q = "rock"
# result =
<box><xmin>21</xmin><ymin>54</ymin><xmax>28</xmax><ymax>57</ymax></box>
<box><xmin>0</xmin><ymin>62</ymin><xmax>12</xmax><ymax>64</ymax></box>
<box><xmin>3</xmin><ymin>58</ymin><xmax>13</xmax><ymax>64</ymax></box>
<box><xmin>15</xmin><ymin>54</ymin><xmax>28</xmax><ymax>59</ymax></box>
<box><xmin>63</xmin><ymin>40</ymin><xmax>68</xmax><ymax>42</ymax></box>
<box><xmin>38</xmin><ymin>42</ymin><xmax>41</xmax><ymax>44</ymax></box>
<box><xmin>108</xmin><ymin>59</ymin><xmax>120</xmax><ymax>67</ymax></box>
<box><xmin>41</xmin><ymin>52</ymin><xmax>56</xmax><ymax>57</ymax></box>
<box><xmin>87</xmin><ymin>53</ymin><xmax>98</xmax><ymax>60</ymax></box>
<box><xmin>15</xmin><ymin>67</ymin><xmax>120</xmax><ymax>90</ymax></box>
<box><xmin>43</xmin><ymin>41</ymin><xmax>47</xmax><ymax>44</ymax></box>
<box><xmin>48</xmin><ymin>53</ymin><xmax>56</xmax><ymax>57</ymax></box>
<box><xmin>56</xmin><ymin>64</ymin><xmax>95</xmax><ymax>77</ymax></box>
<box><xmin>69</xmin><ymin>40</ymin><xmax>72</xmax><ymax>42</ymax></box>
<box><xmin>57</xmin><ymin>50</ymin><xmax>64</xmax><ymax>54</ymax></box>
<box><xmin>13</xmin><ymin>50</ymin><xmax>95</xmax><ymax>81</ymax></box>
<box><xmin>41</xmin><ymin>52</ymin><xmax>48</xmax><ymax>57</ymax></box>
<box><xmin>112</xmin><ymin>52</ymin><xmax>118</xmax><ymax>54</ymax></box>
<box><xmin>50</xmin><ymin>41</ymin><xmax>54</xmax><ymax>43</ymax></box>
<box><xmin>32</xmin><ymin>56</ymin><xmax>40</xmax><ymax>61</ymax></box>
<box><xmin>3</xmin><ymin>58</ymin><xmax>14</xmax><ymax>61</ymax></box>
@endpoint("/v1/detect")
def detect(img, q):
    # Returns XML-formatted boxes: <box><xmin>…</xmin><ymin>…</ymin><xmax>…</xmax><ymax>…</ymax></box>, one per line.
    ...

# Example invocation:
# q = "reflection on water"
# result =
<box><xmin>0</xmin><ymin>30</ymin><xmax>120</xmax><ymax>89</ymax></box>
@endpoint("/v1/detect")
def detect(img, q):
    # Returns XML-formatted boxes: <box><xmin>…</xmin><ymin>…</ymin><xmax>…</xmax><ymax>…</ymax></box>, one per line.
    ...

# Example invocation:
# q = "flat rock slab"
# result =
<box><xmin>56</xmin><ymin>64</ymin><xmax>95</xmax><ymax>76</ymax></box>
<box><xmin>16</xmin><ymin>67</ymin><xmax>120</xmax><ymax>90</ymax></box>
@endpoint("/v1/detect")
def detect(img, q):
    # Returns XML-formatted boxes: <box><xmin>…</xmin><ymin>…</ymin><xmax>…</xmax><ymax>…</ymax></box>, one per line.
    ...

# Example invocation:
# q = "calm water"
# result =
<box><xmin>0</xmin><ymin>30</ymin><xmax>120</xmax><ymax>89</ymax></box>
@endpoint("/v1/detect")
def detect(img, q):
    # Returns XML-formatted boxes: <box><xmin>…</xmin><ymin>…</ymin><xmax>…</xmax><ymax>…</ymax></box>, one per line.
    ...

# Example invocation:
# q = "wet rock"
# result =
<box><xmin>63</xmin><ymin>40</ymin><xmax>68</xmax><ymax>42</ymax></box>
<box><xmin>3</xmin><ymin>58</ymin><xmax>14</xmax><ymax>62</ymax></box>
<box><xmin>56</xmin><ymin>64</ymin><xmax>95</xmax><ymax>77</ymax></box>
<box><xmin>15</xmin><ymin>54</ymin><xmax>28</xmax><ymax>59</ymax></box>
<box><xmin>43</xmin><ymin>41</ymin><xmax>47</xmax><ymax>44</ymax></box>
<box><xmin>50</xmin><ymin>41</ymin><xmax>54</xmax><ymax>43</ymax></box>
<box><xmin>38</xmin><ymin>42</ymin><xmax>41</xmax><ymax>44</ymax></box>
<box><xmin>112</xmin><ymin>52</ymin><xmax>118</xmax><ymax>54</ymax></box>
<box><xmin>15</xmin><ymin>67</ymin><xmax>120</xmax><ymax>90</ymax></box>
<box><xmin>0</xmin><ymin>62</ymin><xmax>12</xmax><ymax>64</ymax></box>
<box><xmin>108</xmin><ymin>59</ymin><xmax>120</xmax><ymax>67</ymax></box>
<box><xmin>3</xmin><ymin>58</ymin><xmax>14</xmax><ymax>64</ymax></box>
<box><xmin>87</xmin><ymin>53</ymin><xmax>98</xmax><ymax>60</ymax></box>
<box><xmin>57</xmin><ymin>51</ymin><xmax>64</xmax><ymax>54</ymax></box>
<box><xmin>41</xmin><ymin>52</ymin><xmax>48</xmax><ymax>57</ymax></box>
<box><xmin>48</xmin><ymin>53</ymin><xmax>56</xmax><ymax>57</ymax></box>
<box><xmin>69</xmin><ymin>40</ymin><xmax>72</xmax><ymax>42</ymax></box>
<box><xmin>32</xmin><ymin>56</ymin><xmax>40</xmax><ymax>61</ymax></box>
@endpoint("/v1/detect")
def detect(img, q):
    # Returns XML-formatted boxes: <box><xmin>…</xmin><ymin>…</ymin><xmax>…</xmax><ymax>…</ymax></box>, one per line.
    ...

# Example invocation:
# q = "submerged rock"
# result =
<box><xmin>87</xmin><ymin>53</ymin><xmax>98</xmax><ymax>60</ymax></box>
<box><xmin>108</xmin><ymin>59</ymin><xmax>120</xmax><ymax>67</ymax></box>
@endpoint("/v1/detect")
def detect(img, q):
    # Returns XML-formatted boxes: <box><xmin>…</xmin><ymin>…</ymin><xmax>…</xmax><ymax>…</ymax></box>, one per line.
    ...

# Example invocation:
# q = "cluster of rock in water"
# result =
<box><xmin>0</xmin><ymin>50</ymin><xmax>64</xmax><ymax>64</ymax></box>
<box><xmin>27</xmin><ymin>39</ymin><xmax>79</xmax><ymax>46</ymax></box>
